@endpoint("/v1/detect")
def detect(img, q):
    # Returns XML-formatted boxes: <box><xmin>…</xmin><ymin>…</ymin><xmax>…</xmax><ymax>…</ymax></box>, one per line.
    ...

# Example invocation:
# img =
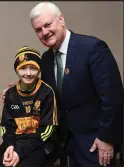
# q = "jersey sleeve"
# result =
<box><xmin>0</xmin><ymin>91</ymin><xmax>16</xmax><ymax>147</ymax></box>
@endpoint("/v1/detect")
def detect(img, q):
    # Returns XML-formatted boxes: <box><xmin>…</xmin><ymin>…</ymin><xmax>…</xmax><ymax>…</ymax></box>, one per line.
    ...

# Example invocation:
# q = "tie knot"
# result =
<box><xmin>55</xmin><ymin>50</ymin><xmax>62</xmax><ymax>57</ymax></box>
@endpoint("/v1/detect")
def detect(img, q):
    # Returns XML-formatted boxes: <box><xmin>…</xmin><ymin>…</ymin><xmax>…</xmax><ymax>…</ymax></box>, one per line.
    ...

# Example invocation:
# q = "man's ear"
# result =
<box><xmin>59</xmin><ymin>15</ymin><xmax>65</xmax><ymax>26</ymax></box>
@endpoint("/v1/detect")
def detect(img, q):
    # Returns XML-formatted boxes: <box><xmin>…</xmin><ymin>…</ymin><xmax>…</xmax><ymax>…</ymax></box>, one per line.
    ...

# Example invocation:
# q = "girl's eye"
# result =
<box><xmin>21</xmin><ymin>67</ymin><xmax>26</xmax><ymax>70</ymax></box>
<box><xmin>31</xmin><ymin>67</ymin><xmax>37</xmax><ymax>70</ymax></box>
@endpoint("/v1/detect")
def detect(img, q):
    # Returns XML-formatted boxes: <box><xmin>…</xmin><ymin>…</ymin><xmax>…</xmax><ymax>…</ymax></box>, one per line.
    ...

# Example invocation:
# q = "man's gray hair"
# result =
<box><xmin>29</xmin><ymin>2</ymin><xmax>62</xmax><ymax>22</ymax></box>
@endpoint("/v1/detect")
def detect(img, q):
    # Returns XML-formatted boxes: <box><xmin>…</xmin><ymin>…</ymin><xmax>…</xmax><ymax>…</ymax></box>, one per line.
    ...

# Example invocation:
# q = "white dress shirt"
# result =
<box><xmin>54</xmin><ymin>29</ymin><xmax>71</xmax><ymax>82</ymax></box>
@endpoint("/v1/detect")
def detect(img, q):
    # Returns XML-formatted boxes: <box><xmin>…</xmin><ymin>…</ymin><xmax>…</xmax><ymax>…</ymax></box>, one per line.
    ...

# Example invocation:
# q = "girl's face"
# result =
<box><xmin>17</xmin><ymin>64</ymin><xmax>40</xmax><ymax>84</ymax></box>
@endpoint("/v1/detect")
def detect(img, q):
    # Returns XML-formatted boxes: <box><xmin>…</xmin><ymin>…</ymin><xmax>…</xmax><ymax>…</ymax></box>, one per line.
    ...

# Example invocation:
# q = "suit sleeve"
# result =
<box><xmin>89</xmin><ymin>40</ymin><xmax>123</xmax><ymax>144</ymax></box>
<box><xmin>0</xmin><ymin>92</ymin><xmax>16</xmax><ymax>147</ymax></box>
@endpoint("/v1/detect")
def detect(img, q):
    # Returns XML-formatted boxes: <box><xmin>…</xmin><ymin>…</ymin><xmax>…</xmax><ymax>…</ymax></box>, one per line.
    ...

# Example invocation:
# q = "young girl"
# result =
<box><xmin>0</xmin><ymin>46</ymin><xmax>58</xmax><ymax>167</ymax></box>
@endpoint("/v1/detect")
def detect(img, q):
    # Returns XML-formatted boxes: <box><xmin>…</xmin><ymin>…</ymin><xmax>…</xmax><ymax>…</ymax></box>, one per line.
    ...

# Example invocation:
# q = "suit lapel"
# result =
<box><xmin>62</xmin><ymin>32</ymin><xmax>77</xmax><ymax>89</ymax></box>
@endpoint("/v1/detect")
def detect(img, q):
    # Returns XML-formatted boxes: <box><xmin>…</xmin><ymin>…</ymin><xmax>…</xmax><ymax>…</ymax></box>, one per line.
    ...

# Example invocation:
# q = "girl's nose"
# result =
<box><xmin>26</xmin><ymin>68</ymin><xmax>31</xmax><ymax>75</ymax></box>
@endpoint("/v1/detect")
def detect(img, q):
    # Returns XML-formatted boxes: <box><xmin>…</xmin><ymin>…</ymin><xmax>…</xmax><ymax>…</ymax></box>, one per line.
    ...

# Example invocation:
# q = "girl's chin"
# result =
<box><xmin>22</xmin><ymin>79</ymin><xmax>35</xmax><ymax>84</ymax></box>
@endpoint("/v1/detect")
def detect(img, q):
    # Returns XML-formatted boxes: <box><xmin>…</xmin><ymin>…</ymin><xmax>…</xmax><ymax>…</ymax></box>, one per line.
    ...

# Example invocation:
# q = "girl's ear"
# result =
<box><xmin>38</xmin><ymin>71</ymin><xmax>41</xmax><ymax>76</ymax></box>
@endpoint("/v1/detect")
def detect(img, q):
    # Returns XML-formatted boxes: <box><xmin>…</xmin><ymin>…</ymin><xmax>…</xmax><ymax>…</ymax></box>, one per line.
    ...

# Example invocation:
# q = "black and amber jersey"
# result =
<box><xmin>0</xmin><ymin>78</ymin><xmax>58</xmax><ymax>159</ymax></box>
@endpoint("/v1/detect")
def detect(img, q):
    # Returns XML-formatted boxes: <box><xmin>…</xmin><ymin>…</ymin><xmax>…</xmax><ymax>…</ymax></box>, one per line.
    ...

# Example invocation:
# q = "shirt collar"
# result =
<box><xmin>53</xmin><ymin>29</ymin><xmax>71</xmax><ymax>55</ymax></box>
<box><xmin>59</xmin><ymin>29</ymin><xmax>71</xmax><ymax>55</ymax></box>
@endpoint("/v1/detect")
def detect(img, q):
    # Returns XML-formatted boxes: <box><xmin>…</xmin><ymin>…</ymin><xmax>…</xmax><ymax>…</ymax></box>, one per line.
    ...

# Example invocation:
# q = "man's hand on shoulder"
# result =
<box><xmin>2</xmin><ymin>83</ymin><xmax>15</xmax><ymax>103</ymax></box>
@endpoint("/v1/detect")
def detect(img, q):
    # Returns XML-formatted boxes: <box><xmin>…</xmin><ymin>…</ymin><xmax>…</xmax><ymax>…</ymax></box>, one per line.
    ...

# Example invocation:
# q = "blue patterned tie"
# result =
<box><xmin>56</xmin><ymin>51</ymin><xmax>63</xmax><ymax>92</ymax></box>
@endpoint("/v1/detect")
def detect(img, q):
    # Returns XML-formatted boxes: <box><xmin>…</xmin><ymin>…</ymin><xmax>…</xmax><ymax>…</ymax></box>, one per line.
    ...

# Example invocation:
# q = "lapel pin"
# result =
<box><xmin>64</xmin><ymin>68</ymin><xmax>70</xmax><ymax>74</ymax></box>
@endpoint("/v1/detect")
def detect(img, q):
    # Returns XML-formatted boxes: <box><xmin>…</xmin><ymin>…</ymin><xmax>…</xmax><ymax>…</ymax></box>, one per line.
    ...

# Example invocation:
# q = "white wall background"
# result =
<box><xmin>0</xmin><ymin>1</ymin><xmax>123</xmax><ymax>115</ymax></box>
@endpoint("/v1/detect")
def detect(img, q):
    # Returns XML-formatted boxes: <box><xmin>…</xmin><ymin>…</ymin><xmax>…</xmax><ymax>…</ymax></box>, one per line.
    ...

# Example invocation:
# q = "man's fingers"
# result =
<box><xmin>110</xmin><ymin>150</ymin><xmax>114</xmax><ymax>159</ymax></box>
<box><xmin>2</xmin><ymin>95</ymin><xmax>6</xmax><ymax>104</ymax></box>
<box><xmin>99</xmin><ymin>150</ymin><xmax>104</xmax><ymax>166</ymax></box>
<box><xmin>2</xmin><ymin>88</ymin><xmax>9</xmax><ymax>103</ymax></box>
<box><xmin>3</xmin><ymin>88</ymin><xmax>9</xmax><ymax>96</ymax></box>
<box><xmin>8</xmin><ymin>83</ymin><xmax>15</xmax><ymax>87</ymax></box>
<box><xmin>107</xmin><ymin>155</ymin><xmax>111</xmax><ymax>165</ymax></box>
<box><xmin>99</xmin><ymin>150</ymin><xmax>112</xmax><ymax>166</ymax></box>
<box><xmin>90</xmin><ymin>142</ymin><xmax>97</xmax><ymax>152</ymax></box>
<box><xmin>2</xmin><ymin>83</ymin><xmax>14</xmax><ymax>103</ymax></box>
<box><xmin>103</xmin><ymin>151</ymin><xmax>108</xmax><ymax>166</ymax></box>
<box><xmin>95</xmin><ymin>138</ymin><xmax>114</xmax><ymax>166</ymax></box>
<box><xmin>106</xmin><ymin>150</ymin><xmax>114</xmax><ymax>164</ymax></box>
<box><xmin>106</xmin><ymin>148</ymin><xmax>114</xmax><ymax>160</ymax></box>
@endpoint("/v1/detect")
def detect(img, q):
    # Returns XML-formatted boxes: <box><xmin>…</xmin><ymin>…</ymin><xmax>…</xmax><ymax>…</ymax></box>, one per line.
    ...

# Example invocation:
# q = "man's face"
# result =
<box><xmin>17</xmin><ymin>64</ymin><xmax>39</xmax><ymax>84</ymax></box>
<box><xmin>31</xmin><ymin>11</ymin><xmax>66</xmax><ymax>49</ymax></box>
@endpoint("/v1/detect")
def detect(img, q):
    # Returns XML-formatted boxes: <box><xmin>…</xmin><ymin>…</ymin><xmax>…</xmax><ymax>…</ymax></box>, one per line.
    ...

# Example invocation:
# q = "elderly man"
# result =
<box><xmin>2</xmin><ymin>2</ymin><xmax>123</xmax><ymax>167</ymax></box>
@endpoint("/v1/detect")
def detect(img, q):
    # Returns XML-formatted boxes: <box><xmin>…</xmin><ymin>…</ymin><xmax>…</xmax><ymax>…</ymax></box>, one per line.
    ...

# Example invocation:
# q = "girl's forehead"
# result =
<box><xmin>21</xmin><ymin>64</ymin><xmax>37</xmax><ymax>68</ymax></box>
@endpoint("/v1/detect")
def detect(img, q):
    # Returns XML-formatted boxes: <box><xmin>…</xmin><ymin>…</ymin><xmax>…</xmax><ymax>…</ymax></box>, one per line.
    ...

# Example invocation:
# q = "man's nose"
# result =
<box><xmin>42</xmin><ymin>27</ymin><xmax>48</xmax><ymax>36</ymax></box>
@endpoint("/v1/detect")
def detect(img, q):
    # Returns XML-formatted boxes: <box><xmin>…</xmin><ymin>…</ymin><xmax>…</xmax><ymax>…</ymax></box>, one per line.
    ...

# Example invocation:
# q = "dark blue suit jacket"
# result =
<box><xmin>41</xmin><ymin>31</ymin><xmax>123</xmax><ymax>151</ymax></box>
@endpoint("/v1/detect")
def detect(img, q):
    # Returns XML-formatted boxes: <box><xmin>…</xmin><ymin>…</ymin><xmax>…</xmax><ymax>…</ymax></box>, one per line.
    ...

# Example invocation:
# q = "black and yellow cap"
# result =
<box><xmin>14</xmin><ymin>46</ymin><xmax>41</xmax><ymax>72</ymax></box>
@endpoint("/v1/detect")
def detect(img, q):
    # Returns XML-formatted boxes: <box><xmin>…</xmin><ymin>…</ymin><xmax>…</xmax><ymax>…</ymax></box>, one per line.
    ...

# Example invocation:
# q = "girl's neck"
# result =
<box><xmin>19</xmin><ymin>81</ymin><xmax>36</xmax><ymax>91</ymax></box>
